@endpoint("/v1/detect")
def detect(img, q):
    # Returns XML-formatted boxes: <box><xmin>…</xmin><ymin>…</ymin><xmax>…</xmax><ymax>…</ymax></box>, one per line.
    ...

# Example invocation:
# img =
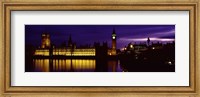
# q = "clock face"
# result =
<box><xmin>112</xmin><ymin>36</ymin><xmax>115</xmax><ymax>39</ymax></box>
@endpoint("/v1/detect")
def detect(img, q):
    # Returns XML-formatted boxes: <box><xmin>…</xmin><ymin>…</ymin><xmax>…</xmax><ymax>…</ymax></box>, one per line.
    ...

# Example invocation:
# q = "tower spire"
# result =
<box><xmin>68</xmin><ymin>34</ymin><xmax>72</xmax><ymax>47</ymax></box>
<box><xmin>147</xmin><ymin>37</ymin><xmax>150</xmax><ymax>46</ymax></box>
<box><xmin>69</xmin><ymin>34</ymin><xmax>72</xmax><ymax>41</ymax></box>
<box><xmin>111</xmin><ymin>28</ymin><xmax>117</xmax><ymax>55</ymax></box>
<box><xmin>112</xmin><ymin>28</ymin><xmax>116</xmax><ymax>34</ymax></box>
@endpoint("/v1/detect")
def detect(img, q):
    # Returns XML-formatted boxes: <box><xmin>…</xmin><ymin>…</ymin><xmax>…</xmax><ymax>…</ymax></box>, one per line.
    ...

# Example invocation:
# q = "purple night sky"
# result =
<box><xmin>25</xmin><ymin>25</ymin><xmax>175</xmax><ymax>49</ymax></box>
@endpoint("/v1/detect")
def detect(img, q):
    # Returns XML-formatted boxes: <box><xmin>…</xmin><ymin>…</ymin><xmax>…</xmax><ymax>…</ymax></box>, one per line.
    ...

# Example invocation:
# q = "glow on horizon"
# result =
<box><xmin>119</xmin><ymin>37</ymin><xmax>175</xmax><ymax>42</ymax></box>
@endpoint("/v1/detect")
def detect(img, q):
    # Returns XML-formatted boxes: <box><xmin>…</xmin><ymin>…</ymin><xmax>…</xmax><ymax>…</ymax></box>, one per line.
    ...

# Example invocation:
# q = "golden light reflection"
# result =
<box><xmin>33</xmin><ymin>59</ymin><xmax>96</xmax><ymax>72</ymax></box>
<box><xmin>65</xmin><ymin>60</ymin><xmax>71</xmax><ymax>71</ymax></box>
<box><xmin>34</xmin><ymin>59</ymin><xmax>49</xmax><ymax>72</ymax></box>
<box><xmin>55</xmin><ymin>59</ymin><xmax>58</xmax><ymax>71</ymax></box>
<box><xmin>53</xmin><ymin>59</ymin><xmax>95</xmax><ymax>72</ymax></box>
<box><xmin>108</xmin><ymin>61</ymin><xmax>117</xmax><ymax>72</ymax></box>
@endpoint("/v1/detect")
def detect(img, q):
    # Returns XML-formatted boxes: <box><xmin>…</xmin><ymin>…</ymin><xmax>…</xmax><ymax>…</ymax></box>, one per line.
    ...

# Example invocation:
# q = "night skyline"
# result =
<box><xmin>25</xmin><ymin>25</ymin><xmax>175</xmax><ymax>72</ymax></box>
<box><xmin>25</xmin><ymin>25</ymin><xmax>175</xmax><ymax>49</ymax></box>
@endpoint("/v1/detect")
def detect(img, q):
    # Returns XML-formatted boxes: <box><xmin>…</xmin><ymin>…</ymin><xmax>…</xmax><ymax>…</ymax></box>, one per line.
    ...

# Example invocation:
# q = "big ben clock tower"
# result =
<box><xmin>111</xmin><ymin>28</ymin><xmax>117</xmax><ymax>55</ymax></box>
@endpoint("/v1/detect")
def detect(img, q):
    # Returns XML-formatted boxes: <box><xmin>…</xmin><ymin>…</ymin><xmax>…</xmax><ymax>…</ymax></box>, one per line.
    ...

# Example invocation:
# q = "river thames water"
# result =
<box><xmin>31</xmin><ymin>59</ymin><xmax>124</xmax><ymax>72</ymax></box>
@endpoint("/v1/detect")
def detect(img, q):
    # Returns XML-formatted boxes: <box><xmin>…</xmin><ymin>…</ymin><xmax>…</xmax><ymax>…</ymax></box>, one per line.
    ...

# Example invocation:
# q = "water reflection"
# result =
<box><xmin>53</xmin><ymin>59</ymin><xmax>95</xmax><ymax>72</ymax></box>
<box><xmin>34</xmin><ymin>59</ymin><xmax>49</xmax><ymax>72</ymax></box>
<box><xmin>107</xmin><ymin>60</ymin><xmax>123</xmax><ymax>72</ymax></box>
<box><xmin>33</xmin><ymin>59</ymin><xmax>119</xmax><ymax>72</ymax></box>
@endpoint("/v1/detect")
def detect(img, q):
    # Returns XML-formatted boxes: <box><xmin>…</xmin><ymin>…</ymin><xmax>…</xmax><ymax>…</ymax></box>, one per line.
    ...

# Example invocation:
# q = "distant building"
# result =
<box><xmin>151</xmin><ymin>42</ymin><xmax>163</xmax><ymax>50</ymax></box>
<box><xmin>134</xmin><ymin>43</ymin><xmax>148</xmax><ymax>54</ymax></box>
<box><xmin>121</xmin><ymin>42</ymin><xmax>147</xmax><ymax>54</ymax></box>
<box><xmin>127</xmin><ymin>43</ymin><xmax>134</xmax><ymax>51</ymax></box>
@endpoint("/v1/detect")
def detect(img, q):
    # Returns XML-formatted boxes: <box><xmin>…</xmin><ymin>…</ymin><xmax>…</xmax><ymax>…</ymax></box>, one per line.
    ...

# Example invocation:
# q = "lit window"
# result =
<box><xmin>130</xmin><ymin>44</ymin><xmax>133</xmax><ymax>48</ymax></box>
<box><xmin>124</xmin><ymin>48</ymin><xmax>127</xmax><ymax>50</ymax></box>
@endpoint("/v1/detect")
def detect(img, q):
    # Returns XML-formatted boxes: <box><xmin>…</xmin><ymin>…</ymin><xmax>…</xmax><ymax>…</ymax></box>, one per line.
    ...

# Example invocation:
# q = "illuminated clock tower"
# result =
<box><xmin>41</xmin><ymin>33</ymin><xmax>51</xmax><ymax>48</ymax></box>
<box><xmin>111</xmin><ymin>28</ymin><xmax>117</xmax><ymax>55</ymax></box>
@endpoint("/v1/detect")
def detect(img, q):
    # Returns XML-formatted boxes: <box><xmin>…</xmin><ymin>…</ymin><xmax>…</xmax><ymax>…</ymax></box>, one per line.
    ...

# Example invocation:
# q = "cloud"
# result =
<box><xmin>119</xmin><ymin>37</ymin><xmax>175</xmax><ymax>42</ymax></box>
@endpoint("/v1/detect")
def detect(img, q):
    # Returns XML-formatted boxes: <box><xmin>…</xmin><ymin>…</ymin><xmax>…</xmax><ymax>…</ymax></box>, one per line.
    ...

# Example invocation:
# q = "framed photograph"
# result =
<box><xmin>0</xmin><ymin>0</ymin><xmax>199</xmax><ymax>97</ymax></box>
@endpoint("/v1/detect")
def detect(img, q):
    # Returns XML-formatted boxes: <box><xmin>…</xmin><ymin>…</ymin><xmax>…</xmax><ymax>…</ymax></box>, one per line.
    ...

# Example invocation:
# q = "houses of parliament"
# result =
<box><xmin>34</xmin><ymin>29</ymin><xmax>117</xmax><ymax>57</ymax></box>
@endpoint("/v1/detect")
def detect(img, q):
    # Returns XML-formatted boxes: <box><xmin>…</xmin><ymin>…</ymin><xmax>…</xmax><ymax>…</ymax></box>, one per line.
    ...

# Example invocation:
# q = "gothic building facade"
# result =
<box><xmin>34</xmin><ymin>29</ymin><xmax>117</xmax><ymax>56</ymax></box>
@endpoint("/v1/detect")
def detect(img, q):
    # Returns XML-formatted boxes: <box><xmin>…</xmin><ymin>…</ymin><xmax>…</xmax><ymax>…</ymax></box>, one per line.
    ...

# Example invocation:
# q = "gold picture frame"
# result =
<box><xmin>0</xmin><ymin>0</ymin><xmax>199</xmax><ymax>97</ymax></box>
